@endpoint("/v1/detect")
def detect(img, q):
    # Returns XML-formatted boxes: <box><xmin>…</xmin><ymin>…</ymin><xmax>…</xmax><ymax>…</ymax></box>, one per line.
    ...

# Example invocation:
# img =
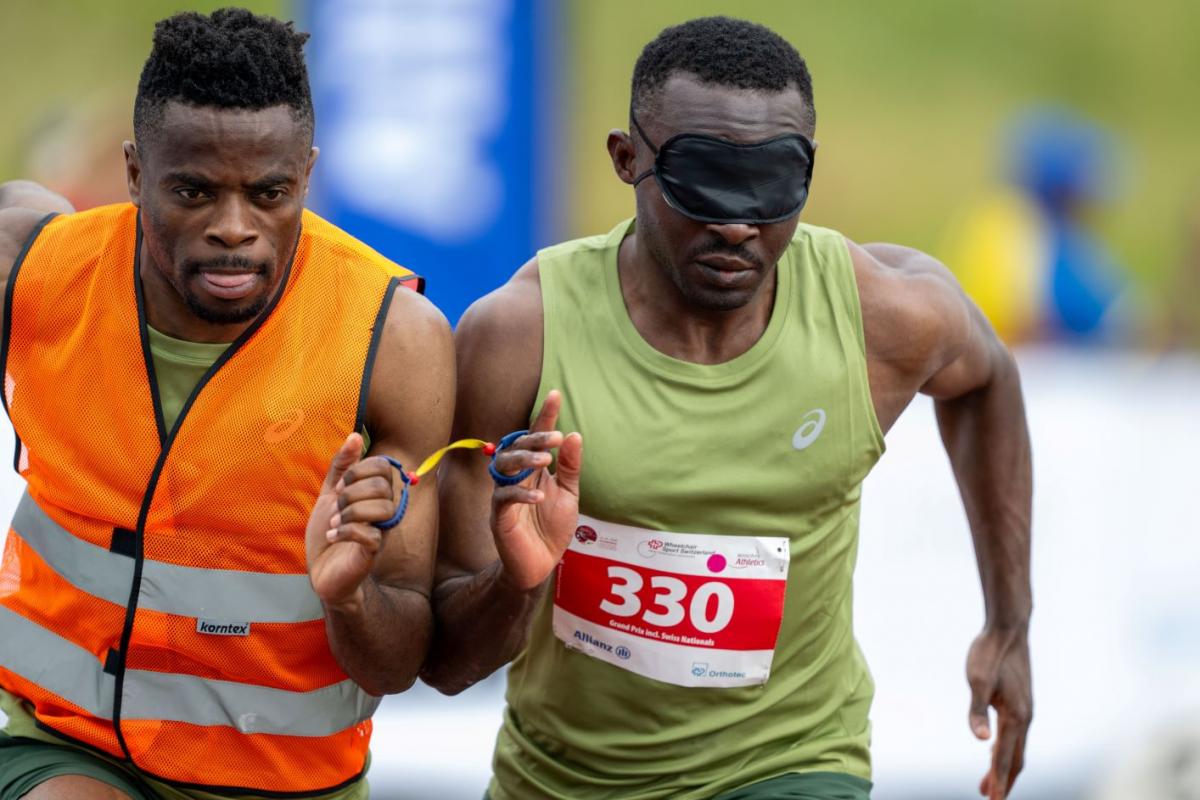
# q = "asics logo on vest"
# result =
<box><xmin>197</xmin><ymin>619</ymin><xmax>251</xmax><ymax>636</ymax></box>
<box><xmin>791</xmin><ymin>409</ymin><xmax>827</xmax><ymax>451</ymax></box>
<box><xmin>264</xmin><ymin>409</ymin><xmax>305</xmax><ymax>443</ymax></box>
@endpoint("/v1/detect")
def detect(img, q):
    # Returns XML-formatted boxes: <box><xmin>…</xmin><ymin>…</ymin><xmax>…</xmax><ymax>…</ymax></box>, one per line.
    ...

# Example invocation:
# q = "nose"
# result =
<box><xmin>705</xmin><ymin>223</ymin><xmax>759</xmax><ymax>247</ymax></box>
<box><xmin>205</xmin><ymin>196</ymin><xmax>258</xmax><ymax>249</ymax></box>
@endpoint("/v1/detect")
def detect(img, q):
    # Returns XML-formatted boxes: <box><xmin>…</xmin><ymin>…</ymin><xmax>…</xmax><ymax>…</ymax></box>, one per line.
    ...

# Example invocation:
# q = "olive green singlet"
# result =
<box><xmin>491</xmin><ymin>219</ymin><xmax>885</xmax><ymax>800</ymax></box>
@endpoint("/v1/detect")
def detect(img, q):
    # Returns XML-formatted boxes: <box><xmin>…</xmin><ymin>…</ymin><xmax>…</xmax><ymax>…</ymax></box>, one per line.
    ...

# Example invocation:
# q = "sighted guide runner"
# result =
<box><xmin>0</xmin><ymin>8</ymin><xmax>454</xmax><ymax>800</ymax></box>
<box><xmin>424</xmin><ymin>16</ymin><xmax>1033</xmax><ymax>800</ymax></box>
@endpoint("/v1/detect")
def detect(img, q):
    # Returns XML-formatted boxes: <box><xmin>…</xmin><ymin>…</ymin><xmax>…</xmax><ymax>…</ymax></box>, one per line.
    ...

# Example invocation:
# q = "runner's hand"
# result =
<box><xmin>306</xmin><ymin>433</ymin><xmax>401</xmax><ymax>609</ymax></box>
<box><xmin>490</xmin><ymin>390</ymin><xmax>583</xmax><ymax>592</ymax></box>
<box><xmin>967</xmin><ymin>626</ymin><xmax>1033</xmax><ymax>800</ymax></box>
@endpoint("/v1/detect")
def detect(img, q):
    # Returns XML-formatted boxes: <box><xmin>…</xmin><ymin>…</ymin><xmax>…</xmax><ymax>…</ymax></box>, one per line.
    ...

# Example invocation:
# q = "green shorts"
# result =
<box><xmin>484</xmin><ymin>772</ymin><xmax>872</xmax><ymax>800</ymax></box>
<box><xmin>0</xmin><ymin>732</ymin><xmax>158</xmax><ymax>800</ymax></box>
<box><xmin>714</xmin><ymin>772</ymin><xmax>872</xmax><ymax>800</ymax></box>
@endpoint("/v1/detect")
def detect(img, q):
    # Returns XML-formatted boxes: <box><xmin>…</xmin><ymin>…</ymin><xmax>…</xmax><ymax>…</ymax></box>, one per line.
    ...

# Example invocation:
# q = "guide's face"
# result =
<box><xmin>129</xmin><ymin>102</ymin><xmax>315</xmax><ymax>326</ymax></box>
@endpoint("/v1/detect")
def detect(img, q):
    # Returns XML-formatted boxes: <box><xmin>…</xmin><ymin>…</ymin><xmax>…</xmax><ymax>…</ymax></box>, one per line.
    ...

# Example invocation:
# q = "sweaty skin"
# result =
<box><xmin>0</xmin><ymin>103</ymin><xmax>452</xmax><ymax>798</ymax></box>
<box><xmin>424</xmin><ymin>73</ymin><xmax>1032</xmax><ymax>800</ymax></box>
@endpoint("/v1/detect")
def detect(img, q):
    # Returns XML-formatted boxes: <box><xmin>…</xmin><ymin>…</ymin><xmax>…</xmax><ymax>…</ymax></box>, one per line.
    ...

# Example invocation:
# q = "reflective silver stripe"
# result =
<box><xmin>0</xmin><ymin>605</ymin><xmax>114</xmax><ymax>718</ymax></box>
<box><xmin>122</xmin><ymin>670</ymin><xmax>380</xmax><ymax>737</ymax></box>
<box><xmin>12</xmin><ymin>491</ymin><xmax>323</xmax><ymax>624</ymax></box>
<box><xmin>11</xmin><ymin>493</ymin><xmax>134</xmax><ymax>613</ymax></box>
<box><xmin>0</xmin><ymin>606</ymin><xmax>378</xmax><ymax>736</ymax></box>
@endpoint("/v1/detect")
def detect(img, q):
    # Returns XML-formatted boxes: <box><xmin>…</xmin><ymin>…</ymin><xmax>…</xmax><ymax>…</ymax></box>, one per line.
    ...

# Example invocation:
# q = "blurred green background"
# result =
<box><xmin>565</xmin><ymin>0</ymin><xmax>1199</xmax><ymax>289</ymax></box>
<box><xmin>1</xmin><ymin>0</ymin><xmax>1197</xmax><ymax>339</ymax></box>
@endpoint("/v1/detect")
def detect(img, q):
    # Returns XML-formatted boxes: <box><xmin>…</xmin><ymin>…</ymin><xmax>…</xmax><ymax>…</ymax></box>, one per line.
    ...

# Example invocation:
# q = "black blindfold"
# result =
<box><xmin>631</xmin><ymin>110</ymin><xmax>816</xmax><ymax>225</ymax></box>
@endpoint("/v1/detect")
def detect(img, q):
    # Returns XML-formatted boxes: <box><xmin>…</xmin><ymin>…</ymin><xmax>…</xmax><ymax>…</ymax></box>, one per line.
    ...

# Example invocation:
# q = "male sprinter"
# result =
<box><xmin>425</xmin><ymin>16</ymin><xmax>1032</xmax><ymax>800</ymax></box>
<box><xmin>0</xmin><ymin>9</ymin><xmax>452</xmax><ymax>799</ymax></box>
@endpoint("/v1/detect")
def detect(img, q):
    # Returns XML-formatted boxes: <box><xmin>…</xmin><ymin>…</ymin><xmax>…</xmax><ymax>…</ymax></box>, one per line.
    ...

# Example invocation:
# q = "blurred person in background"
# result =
<box><xmin>942</xmin><ymin>109</ymin><xmax>1129</xmax><ymax>345</ymax></box>
<box><xmin>0</xmin><ymin>8</ymin><xmax>453</xmax><ymax>800</ymax></box>
<box><xmin>425</xmin><ymin>16</ymin><xmax>1033</xmax><ymax>800</ymax></box>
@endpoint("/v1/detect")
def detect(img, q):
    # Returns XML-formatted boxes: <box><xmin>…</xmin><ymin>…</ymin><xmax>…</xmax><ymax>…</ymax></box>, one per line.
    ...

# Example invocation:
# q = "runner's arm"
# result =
<box><xmin>853</xmin><ymin>240</ymin><xmax>1032</xmax><ymax>800</ymax></box>
<box><xmin>314</xmin><ymin>287</ymin><xmax>454</xmax><ymax>695</ymax></box>
<box><xmin>420</xmin><ymin>259</ymin><xmax>564</xmax><ymax>695</ymax></box>
<box><xmin>0</xmin><ymin>180</ymin><xmax>75</xmax><ymax>287</ymax></box>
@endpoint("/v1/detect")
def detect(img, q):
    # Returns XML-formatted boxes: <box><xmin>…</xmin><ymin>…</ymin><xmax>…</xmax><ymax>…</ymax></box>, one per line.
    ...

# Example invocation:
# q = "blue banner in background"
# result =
<box><xmin>303</xmin><ymin>0</ymin><xmax>558</xmax><ymax>324</ymax></box>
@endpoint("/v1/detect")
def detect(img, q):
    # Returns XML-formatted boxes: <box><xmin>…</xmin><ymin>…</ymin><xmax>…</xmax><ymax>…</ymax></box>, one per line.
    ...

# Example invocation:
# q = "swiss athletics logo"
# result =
<box><xmin>791</xmin><ymin>409</ymin><xmax>827</xmax><ymax>451</ymax></box>
<box><xmin>197</xmin><ymin>619</ymin><xmax>251</xmax><ymax>636</ymax></box>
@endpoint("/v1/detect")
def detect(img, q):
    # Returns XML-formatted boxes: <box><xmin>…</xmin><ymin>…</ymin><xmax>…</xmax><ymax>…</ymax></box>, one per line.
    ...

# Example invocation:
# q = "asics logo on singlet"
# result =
<box><xmin>791</xmin><ymin>409</ymin><xmax>827</xmax><ymax>451</ymax></box>
<box><xmin>264</xmin><ymin>409</ymin><xmax>305</xmax><ymax>444</ymax></box>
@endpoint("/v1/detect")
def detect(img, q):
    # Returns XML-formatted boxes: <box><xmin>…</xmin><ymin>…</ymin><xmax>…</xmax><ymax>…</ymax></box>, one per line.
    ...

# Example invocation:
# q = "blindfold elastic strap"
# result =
<box><xmin>630</xmin><ymin>110</ymin><xmax>658</xmax><ymax>186</ymax></box>
<box><xmin>629</xmin><ymin>110</ymin><xmax>659</xmax><ymax>155</ymax></box>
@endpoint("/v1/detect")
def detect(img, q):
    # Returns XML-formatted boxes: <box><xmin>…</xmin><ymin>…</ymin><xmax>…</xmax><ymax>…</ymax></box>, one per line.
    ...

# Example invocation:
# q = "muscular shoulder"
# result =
<box><xmin>0</xmin><ymin>182</ymin><xmax>75</xmax><ymax>282</ymax></box>
<box><xmin>0</xmin><ymin>208</ymin><xmax>56</xmax><ymax>283</ymax></box>
<box><xmin>849</xmin><ymin>238</ymin><xmax>975</xmax><ymax>382</ymax></box>
<box><xmin>365</xmin><ymin>286</ymin><xmax>455</xmax><ymax>448</ymax></box>
<box><xmin>457</xmin><ymin>257</ymin><xmax>543</xmax><ymax>376</ymax></box>
<box><xmin>381</xmin><ymin>285</ymin><xmax>454</xmax><ymax>360</ymax></box>
<box><xmin>453</xmin><ymin>257</ymin><xmax>544</xmax><ymax>434</ymax></box>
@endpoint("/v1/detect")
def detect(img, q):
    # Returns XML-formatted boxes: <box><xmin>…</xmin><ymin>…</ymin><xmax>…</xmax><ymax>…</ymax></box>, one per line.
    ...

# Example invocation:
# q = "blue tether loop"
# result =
<box><xmin>489</xmin><ymin>429</ymin><xmax>535</xmax><ymax>487</ymax></box>
<box><xmin>375</xmin><ymin>456</ymin><xmax>411</xmax><ymax>531</ymax></box>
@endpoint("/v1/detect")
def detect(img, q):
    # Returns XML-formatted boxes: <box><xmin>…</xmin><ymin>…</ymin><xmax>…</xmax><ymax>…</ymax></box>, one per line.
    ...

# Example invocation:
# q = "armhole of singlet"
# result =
<box><xmin>1</xmin><ymin>212</ymin><xmax>59</xmax><ymax>472</ymax></box>
<box><xmin>531</xmin><ymin>250</ymin><xmax>557</xmax><ymax>423</ymax></box>
<box><xmin>835</xmin><ymin>235</ymin><xmax>886</xmax><ymax>460</ymax></box>
<box><xmin>354</xmin><ymin>276</ymin><xmax>400</xmax><ymax>444</ymax></box>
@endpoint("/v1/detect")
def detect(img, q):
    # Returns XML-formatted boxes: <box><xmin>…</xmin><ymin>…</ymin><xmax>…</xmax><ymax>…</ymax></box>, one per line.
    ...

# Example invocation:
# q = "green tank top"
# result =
<box><xmin>491</xmin><ymin>219</ymin><xmax>885</xmax><ymax>800</ymax></box>
<box><xmin>146</xmin><ymin>325</ymin><xmax>230</xmax><ymax>430</ymax></box>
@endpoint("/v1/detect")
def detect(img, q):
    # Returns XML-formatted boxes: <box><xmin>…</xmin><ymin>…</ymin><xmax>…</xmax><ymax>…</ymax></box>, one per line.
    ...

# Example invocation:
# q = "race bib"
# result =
<box><xmin>553</xmin><ymin>515</ymin><xmax>790</xmax><ymax>687</ymax></box>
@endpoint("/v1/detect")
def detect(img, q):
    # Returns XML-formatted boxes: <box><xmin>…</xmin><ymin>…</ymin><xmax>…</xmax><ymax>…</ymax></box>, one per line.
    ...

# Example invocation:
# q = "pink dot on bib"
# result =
<box><xmin>707</xmin><ymin>554</ymin><xmax>727</xmax><ymax>573</ymax></box>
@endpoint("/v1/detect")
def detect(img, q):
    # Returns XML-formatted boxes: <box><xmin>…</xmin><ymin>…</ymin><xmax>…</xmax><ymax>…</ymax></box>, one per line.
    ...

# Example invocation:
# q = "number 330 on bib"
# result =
<box><xmin>553</xmin><ymin>516</ymin><xmax>790</xmax><ymax>687</ymax></box>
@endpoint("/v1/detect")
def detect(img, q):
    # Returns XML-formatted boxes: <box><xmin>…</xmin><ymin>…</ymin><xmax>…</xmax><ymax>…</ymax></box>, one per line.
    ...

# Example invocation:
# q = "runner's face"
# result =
<box><xmin>628</xmin><ymin>75</ymin><xmax>813</xmax><ymax>311</ymax></box>
<box><xmin>128</xmin><ymin>102</ymin><xmax>315</xmax><ymax>326</ymax></box>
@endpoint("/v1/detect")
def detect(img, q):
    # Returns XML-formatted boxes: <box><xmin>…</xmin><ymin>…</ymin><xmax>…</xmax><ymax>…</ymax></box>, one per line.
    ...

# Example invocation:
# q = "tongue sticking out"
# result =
<box><xmin>200</xmin><ymin>272</ymin><xmax>259</xmax><ymax>300</ymax></box>
<box><xmin>204</xmin><ymin>273</ymin><xmax>255</xmax><ymax>288</ymax></box>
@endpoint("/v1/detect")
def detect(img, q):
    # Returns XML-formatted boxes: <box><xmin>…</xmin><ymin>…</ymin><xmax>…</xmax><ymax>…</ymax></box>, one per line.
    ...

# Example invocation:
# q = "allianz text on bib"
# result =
<box><xmin>553</xmin><ymin>515</ymin><xmax>790</xmax><ymax>687</ymax></box>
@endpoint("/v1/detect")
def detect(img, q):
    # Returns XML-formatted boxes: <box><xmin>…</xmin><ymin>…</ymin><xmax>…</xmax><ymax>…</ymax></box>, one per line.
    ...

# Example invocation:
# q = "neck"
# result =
<box><xmin>138</xmin><ymin>240</ymin><xmax>255</xmax><ymax>343</ymax></box>
<box><xmin>617</xmin><ymin>232</ymin><xmax>777</xmax><ymax>365</ymax></box>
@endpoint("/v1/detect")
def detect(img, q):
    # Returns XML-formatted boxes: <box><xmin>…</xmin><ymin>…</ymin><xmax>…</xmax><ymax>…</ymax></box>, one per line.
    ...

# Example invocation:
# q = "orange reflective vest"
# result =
<box><xmin>0</xmin><ymin>203</ymin><xmax>420</xmax><ymax>795</ymax></box>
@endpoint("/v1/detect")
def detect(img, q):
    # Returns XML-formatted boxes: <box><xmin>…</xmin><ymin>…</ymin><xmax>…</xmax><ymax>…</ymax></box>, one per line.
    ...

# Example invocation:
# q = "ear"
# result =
<box><xmin>303</xmin><ymin>146</ymin><xmax>319</xmax><ymax>199</ymax></box>
<box><xmin>607</xmin><ymin>129</ymin><xmax>639</xmax><ymax>186</ymax></box>
<box><xmin>123</xmin><ymin>141</ymin><xmax>142</xmax><ymax>208</ymax></box>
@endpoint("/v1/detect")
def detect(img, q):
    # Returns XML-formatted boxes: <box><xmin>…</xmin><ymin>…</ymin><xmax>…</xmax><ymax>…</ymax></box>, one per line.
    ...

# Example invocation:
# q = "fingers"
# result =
<box><xmin>967</xmin><ymin>667</ymin><xmax>993</xmax><ymax>740</ymax></box>
<box><xmin>330</xmin><ymin>455</ymin><xmax>403</xmax><ymax>535</ymax></box>
<box><xmin>329</xmin><ymin>499</ymin><xmax>397</xmax><ymax>531</ymax></box>
<box><xmin>555</xmin><ymin>432</ymin><xmax>583</xmax><ymax>496</ymax></box>
<box><xmin>989</xmin><ymin>723</ymin><xmax>1016</xmax><ymax>800</ymax></box>
<box><xmin>529</xmin><ymin>389</ymin><xmax>562</xmax><ymax>434</ymax></box>
<box><xmin>493</xmin><ymin>441</ymin><xmax>556</xmax><ymax>478</ymax></box>
<box><xmin>492</xmin><ymin>484</ymin><xmax>545</xmax><ymax>507</ymax></box>
<box><xmin>983</xmin><ymin>707</ymin><xmax>1030</xmax><ymax>800</ymax></box>
<box><xmin>1007</xmin><ymin>730</ymin><xmax>1027</xmax><ymax>795</ymax></box>
<box><xmin>324</xmin><ymin>521</ymin><xmax>383</xmax><ymax>555</ymax></box>
<box><xmin>322</xmin><ymin>433</ymin><xmax>363</xmax><ymax>493</ymax></box>
<box><xmin>336</xmin><ymin>474</ymin><xmax>394</xmax><ymax>509</ymax></box>
<box><xmin>339</xmin><ymin>455</ymin><xmax>399</xmax><ymax>493</ymax></box>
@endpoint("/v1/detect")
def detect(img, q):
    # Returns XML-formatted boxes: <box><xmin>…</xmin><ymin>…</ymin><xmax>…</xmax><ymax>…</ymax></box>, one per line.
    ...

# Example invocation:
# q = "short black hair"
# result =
<box><xmin>631</xmin><ymin>16</ymin><xmax>815</xmax><ymax>129</ymax></box>
<box><xmin>133</xmin><ymin>7</ymin><xmax>314</xmax><ymax>148</ymax></box>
